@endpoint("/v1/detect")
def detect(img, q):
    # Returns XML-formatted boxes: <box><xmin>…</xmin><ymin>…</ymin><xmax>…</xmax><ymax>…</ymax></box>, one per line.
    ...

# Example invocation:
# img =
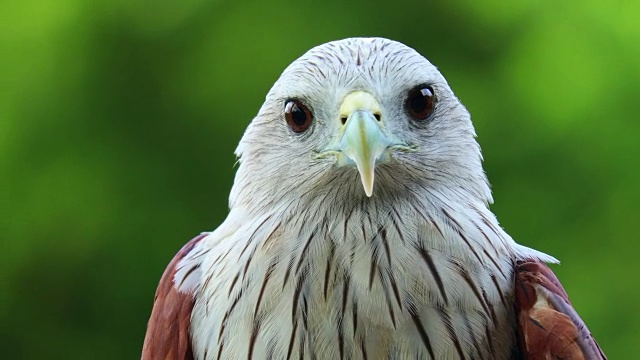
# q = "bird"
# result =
<box><xmin>142</xmin><ymin>37</ymin><xmax>606</xmax><ymax>360</ymax></box>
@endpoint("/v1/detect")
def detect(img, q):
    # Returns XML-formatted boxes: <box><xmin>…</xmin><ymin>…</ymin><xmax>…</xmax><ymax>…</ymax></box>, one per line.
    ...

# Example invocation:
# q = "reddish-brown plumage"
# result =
<box><xmin>142</xmin><ymin>234</ymin><xmax>207</xmax><ymax>360</ymax></box>
<box><xmin>515</xmin><ymin>260</ymin><xmax>606</xmax><ymax>360</ymax></box>
<box><xmin>142</xmin><ymin>240</ymin><xmax>607</xmax><ymax>359</ymax></box>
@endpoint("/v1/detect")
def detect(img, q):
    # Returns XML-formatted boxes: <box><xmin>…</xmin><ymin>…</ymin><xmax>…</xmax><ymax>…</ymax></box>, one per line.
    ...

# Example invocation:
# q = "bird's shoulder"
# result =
<box><xmin>141</xmin><ymin>233</ymin><xmax>208</xmax><ymax>360</ymax></box>
<box><xmin>514</xmin><ymin>260</ymin><xmax>607</xmax><ymax>360</ymax></box>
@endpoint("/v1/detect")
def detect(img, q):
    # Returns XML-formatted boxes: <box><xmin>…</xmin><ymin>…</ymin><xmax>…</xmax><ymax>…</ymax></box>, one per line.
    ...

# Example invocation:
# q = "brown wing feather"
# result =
<box><xmin>514</xmin><ymin>260</ymin><xmax>606</xmax><ymax>360</ymax></box>
<box><xmin>142</xmin><ymin>234</ymin><xmax>207</xmax><ymax>360</ymax></box>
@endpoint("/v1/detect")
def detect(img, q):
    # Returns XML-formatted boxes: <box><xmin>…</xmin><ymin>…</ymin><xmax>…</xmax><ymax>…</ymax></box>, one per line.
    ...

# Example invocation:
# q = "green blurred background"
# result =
<box><xmin>2</xmin><ymin>0</ymin><xmax>638</xmax><ymax>358</ymax></box>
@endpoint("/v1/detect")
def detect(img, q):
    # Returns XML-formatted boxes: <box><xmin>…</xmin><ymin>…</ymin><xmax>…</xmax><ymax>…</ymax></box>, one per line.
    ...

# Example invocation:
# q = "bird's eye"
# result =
<box><xmin>284</xmin><ymin>99</ymin><xmax>313</xmax><ymax>133</ymax></box>
<box><xmin>406</xmin><ymin>85</ymin><xmax>436</xmax><ymax>121</ymax></box>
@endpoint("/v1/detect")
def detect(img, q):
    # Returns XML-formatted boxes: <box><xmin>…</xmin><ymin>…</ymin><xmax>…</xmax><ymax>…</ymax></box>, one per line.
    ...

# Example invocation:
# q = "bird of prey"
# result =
<box><xmin>142</xmin><ymin>38</ymin><xmax>606</xmax><ymax>360</ymax></box>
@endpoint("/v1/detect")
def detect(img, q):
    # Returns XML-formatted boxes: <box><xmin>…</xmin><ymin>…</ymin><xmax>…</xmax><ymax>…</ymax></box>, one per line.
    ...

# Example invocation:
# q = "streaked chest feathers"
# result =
<box><xmin>184</xmin><ymin>198</ymin><xmax>518</xmax><ymax>360</ymax></box>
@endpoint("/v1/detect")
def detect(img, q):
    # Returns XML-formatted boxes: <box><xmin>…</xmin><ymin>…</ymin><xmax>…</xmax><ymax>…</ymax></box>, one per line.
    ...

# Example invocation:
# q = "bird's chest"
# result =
<box><xmin>191</xmin><ymin>222</ymin><xmax>517</xmax><ymax>359</ymax></box>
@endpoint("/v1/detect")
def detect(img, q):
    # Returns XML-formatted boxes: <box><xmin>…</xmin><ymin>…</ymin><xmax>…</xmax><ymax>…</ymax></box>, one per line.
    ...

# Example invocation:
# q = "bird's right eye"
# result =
<box><xmin>285</xmin><ymin>99</ymin><xmax>313</xmax><ymax>133</ymax></box>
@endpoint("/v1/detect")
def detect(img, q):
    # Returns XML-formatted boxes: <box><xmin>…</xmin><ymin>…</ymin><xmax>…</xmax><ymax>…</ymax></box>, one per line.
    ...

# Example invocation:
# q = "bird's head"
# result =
<box><xmin>231</xmin><ymin>38</ymin><xmax>491</xmax><ymax>210</ymax></box>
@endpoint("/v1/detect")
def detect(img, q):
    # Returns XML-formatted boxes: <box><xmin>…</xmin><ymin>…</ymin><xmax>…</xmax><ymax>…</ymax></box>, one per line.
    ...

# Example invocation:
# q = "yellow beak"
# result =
<box><xmin>340</xmin><ymin>109</ymin><xmax>390</xmax><ymax>197</ymax></box>
<box><xmin>314</xmin><ymin>91</ymin><xmax>415</xmax><ymax>197</ymax></box>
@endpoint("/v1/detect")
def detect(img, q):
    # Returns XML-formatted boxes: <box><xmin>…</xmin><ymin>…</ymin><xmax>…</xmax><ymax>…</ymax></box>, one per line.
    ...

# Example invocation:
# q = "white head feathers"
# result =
<box><xmin>232</xmin><ymin>38</ymin><xmax>491</xmax><ymax>212</ymax></box>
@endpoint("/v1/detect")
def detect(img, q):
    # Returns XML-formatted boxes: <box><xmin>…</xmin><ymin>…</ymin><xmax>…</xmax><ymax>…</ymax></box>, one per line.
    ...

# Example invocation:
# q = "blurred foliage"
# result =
<box><xmin>1</xmin><ymin>0</ymin><xmax>638</xmax><ymax>358</ymax></box>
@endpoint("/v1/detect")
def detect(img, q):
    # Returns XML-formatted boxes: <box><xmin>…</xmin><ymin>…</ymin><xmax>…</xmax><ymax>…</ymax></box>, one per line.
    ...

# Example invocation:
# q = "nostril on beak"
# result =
<box><xmin>373</xmin><ymin>113</ymin><xmax>381</xmax><ymax>121</ymax></box>
<box><xmin>341</xmin><ymin>116</ymin><xmax>348</xmax><ymax>125</ymax></box>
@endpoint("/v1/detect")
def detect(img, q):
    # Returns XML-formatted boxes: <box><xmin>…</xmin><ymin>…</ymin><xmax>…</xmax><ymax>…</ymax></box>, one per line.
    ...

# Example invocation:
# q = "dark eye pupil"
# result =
<box><xmin>409</xmin><ymin>92</ymin><xmax>428</xmax><ymax>113</ymax></box>
<box><xmin>406</xmin><ymin>85</ymin><xmax>436</xmax><ymax>121</ymax></box>
<box><xmin>291</xmin><ymin>105</ymin><xmax>307</xmax><ymax>125</ymax></box>
<box><xmin>285</xmin><ymin>99</ymin><xmax>313</xmax><ymax>133</ymax></box>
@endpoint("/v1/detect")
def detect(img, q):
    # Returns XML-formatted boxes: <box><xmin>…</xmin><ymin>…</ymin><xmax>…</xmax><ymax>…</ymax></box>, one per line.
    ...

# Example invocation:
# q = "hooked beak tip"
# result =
<box><xmin>364</xmin><ymin>187</ymin><xmax>373</xmax><ymax>197</ymax></box>
<box><xmin>360</xmin><ymin>171</ymin><xmax>374</xmax><ymax>197</ymax></box>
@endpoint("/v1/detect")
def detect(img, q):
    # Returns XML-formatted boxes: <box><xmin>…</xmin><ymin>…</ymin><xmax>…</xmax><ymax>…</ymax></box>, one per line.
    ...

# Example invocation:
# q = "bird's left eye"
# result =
<box><xmin>284</xmin><ymin>99</ymin><xmax>313</xmax><ymax>133</ymax></box>
<box><xmin>406</xmin><ymin>85</ymin><xmax>436</xmax><ymax>121</ymax></box>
